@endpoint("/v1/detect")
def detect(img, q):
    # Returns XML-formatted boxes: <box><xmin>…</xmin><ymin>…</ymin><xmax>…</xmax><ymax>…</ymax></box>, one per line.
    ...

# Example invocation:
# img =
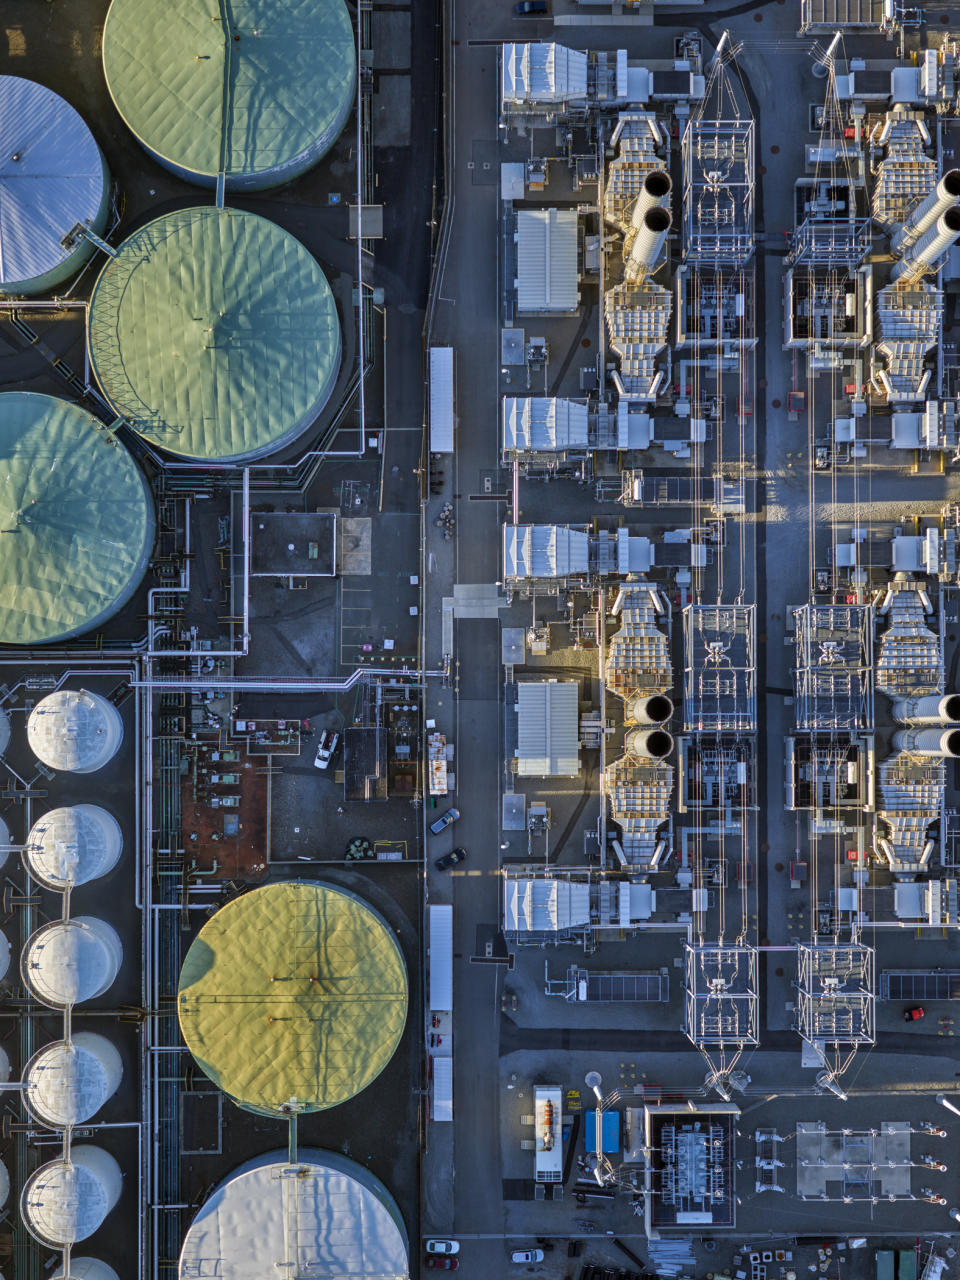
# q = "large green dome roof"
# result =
<box><xmin>87</xmin><ymin>207</ymin><xmax>341</xmax><ymax>461</ymax></box>
<box><xmin>0</xmin><ymin>394</ymin><xmax>153</xmax><ymax>646</ymax></box>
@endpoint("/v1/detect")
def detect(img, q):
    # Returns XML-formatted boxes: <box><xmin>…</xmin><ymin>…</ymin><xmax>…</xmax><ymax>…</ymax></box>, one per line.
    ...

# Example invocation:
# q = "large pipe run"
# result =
<box><xmin>892</xmin><ymin>693</ymin><xmax>960</xmax><ymax>725</ymax></box>
<box><xmin>625</xmin><ymin>207</ymin><xmax>671</xmax><ymax>282</ymax></box>
<box><xmin>631</xmin><ymin>169</ymin><xmax>672</xmax><ymax>228</ymax></box>
<box><xmin>893</xmin><ymin>727</ymin><xmax>960</xmax><ymax>757</ymax></box>
<box><xmin>892</xmin><ymin>169</ymin><xmax>960</xmax><ymax>253</ymax></box>
<box><xmin>626</xmin><ymin>694</ymin><xmax>674</xmax><ymax>725</ymax></box>
<box><xmin>625</xmin><ymin>727</ymin><xmax>674</xmax><ymax>759</ymax></box>
<box><xmin>891</xmin><ymin>207</ymin><xmax>960</xmax><ymax>281</ymax></box>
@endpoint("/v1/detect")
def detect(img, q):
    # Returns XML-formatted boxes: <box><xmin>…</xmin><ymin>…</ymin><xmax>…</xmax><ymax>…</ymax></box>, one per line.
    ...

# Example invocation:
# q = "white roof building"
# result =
<box><xmin>516</xmin><ymin>208</ymin><xmax>579</xmax><ymax>313</ymax></box>
<box><xmin>516</xmin><ymin>681</ymin><xmax>581</xmax><ymax>776</ymax></box>
<box><xmin>502</xmin><ymin>397</ymin><xmax>589</xmax><ymax>453</ymax></box>
<box><xmin>178</xmin><ymin>1149</ymin><xmax>409</xmax><ymax>1280</ymax></box>
<box><xmin>504</xmin><ymin>876</ymin><xmax>592</xmax><ymax>934</ymax></box>
<box><xmin>503</xmin><ymin>524</ymin><xmax>589</xmax><ymax>580</ymax></box>
<box><xmin>501</xmin><ymin>43</ymin><xmax>588</xmax><ymax>107</ymax></box>
<box><xmin>27</xmin><ymin>689</ymin><xmax>123</xmax><ymax>774</ymax></box>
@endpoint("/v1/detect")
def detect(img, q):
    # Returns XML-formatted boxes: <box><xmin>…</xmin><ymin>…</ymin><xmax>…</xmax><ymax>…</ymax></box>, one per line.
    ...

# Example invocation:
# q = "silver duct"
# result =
<box><xmin>626</xmin><ymin>694</ymin><xmax>674</xmax><ymax>725</ymax></box>
<box><xmin>631</xmin><ymin>169</ymin><xmax>672</xmax><ymax>228</ymax></box>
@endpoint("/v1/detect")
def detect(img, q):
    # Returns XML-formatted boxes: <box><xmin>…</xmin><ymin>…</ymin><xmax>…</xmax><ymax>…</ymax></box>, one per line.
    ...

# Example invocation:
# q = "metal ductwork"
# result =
<box><xmin>625</xmin><ymin>207</ymin><xmax>671</xmax><ymax>282</ymax></box>
<box><xmin>626</xmin><ymin>694</ymin><xmax>674</xmax><ymax>725</ymax></box>
<box><xmin>891</xmin><ymin>207</ymin><xmax>960</xmax><ymax>281</ymax></box>
<box><xmin>625</xmin><ymin>727</ymin><xmax>674</xmax><ymax>759</ymax></box>
<box><xmin>893</xmin><ymin>727</ymin><xmax>960</xmax><ymax>757</ymax></box>
<box><xmin>631</xmin><ymin>169</ymin><xmax>672</xmax><ymax>227</ymax></box>
<box><xmin>891</xmin><ymin>169</ymin><xmax>960</xmax><ymax>254</ymax></box>
<box><xmin>892</xmin><ymin>693</ymin><xmax>960</xmax><ymax>725</ymax></box>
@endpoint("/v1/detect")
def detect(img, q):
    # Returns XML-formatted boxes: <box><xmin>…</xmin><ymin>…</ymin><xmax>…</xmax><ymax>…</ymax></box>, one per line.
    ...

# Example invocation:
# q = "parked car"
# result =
<box><xmin>425</xmin><ymin>1258</ymin><xmax>459</xmax><ymax>1270</ymax></box>
<box><xmin>435</xmin><ymin>847</ymin><xmax>466</xmax><ymax>871</ymax></box>
<box><xmin>426</xmin><ymin>1242</ymin><xmax>460</xmax><ymax>1256</ymax></box>
<box><xmin>514</xmin><ymin>0</ymin><xmax>547</xmax><ymax>12</ymax></box>
<box><xmin>512</xmin><ymin>1250</ymin><xmax>545</xmax><ymax>1263</ymax></box>
<box><xmin>313</xmin><ymin>729</ymin><xmax>340</xmax><ymax>770</ymax></box>
<box><xmin>904</xmin><ymin>1006</ymin><xmax>925</xmax><ymax>1021</ymax></box>
<box><xmin>430</xmin><ymin>807</ymin><xmax>460</xmax><ymax>835</ymax></box>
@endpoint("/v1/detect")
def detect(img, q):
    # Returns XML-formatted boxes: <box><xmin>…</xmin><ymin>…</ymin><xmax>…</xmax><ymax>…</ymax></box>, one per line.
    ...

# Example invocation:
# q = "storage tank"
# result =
<box><xmin>24</xmin><ymin>1033</ymin><xmax>123</xmax><ymax>1128</ymax></box>
<box><xmin>0</xmin><ymin>708</ymin><xmax>9</xmax><ymax>757</ymax></box>
<box><xmin>0</xmin><ymin>1157</ymin><xmax>8</xmax><ymax>1209</ymax></box>
<box><xmin>88</xmin><ymin>208</ymin><xmax>342</xmax><ymax>462</ymax></box>
<box><xmin>0</xmin><ymin>77</ymin><xmax>110</xmax><ymax>296</ymax></box>
<box><xmin>103</xmin><ymin>0</ymin><xmax>355</xmax><ymax>192</ymax></box>
<box><xmin>25</xmin><ymin>806</ymin><xmax>123</xmax><ymax>891</ymax></box>
<box><xmin>179</xmin><ymin>1148</ymin><xmax>408</xmax><ymax>1280</ymax></box>
<box><xmin>0</xmin><ymin>814</ymin><xmax>11</xmax><ymax>874</ymax></box>
<box><xmin>0</xmin><ymin>394</ymin><xmax>154</xmax><ymax>646</ymax></box>
<box><xmin>27</xmin><ymin>690</ymin><xmax>123</xmax><ymax>774</ymax></box>
<box><xmin>0</xmin><ymin>930</ymin><xmax>10</xmax><ymax>982</ymax></box>
<box><xmin>178</xmin><ymin>882</ymin><xmax>408</xmax><ymax>1115</ymax></box>
<box><xmin>20</xmin><ymin>1145</ymin><xmax>122</xmax><ymax>1246</ymax></box>
<box><xmin>53</xmin><ymin>1261</ymin><xmax>121</xmax><ymax>1280</ymax></box>
<box><xmin>22</xmin><ymin>917</ymin><xmax>123</xmax><ymax>1009</ymax></box>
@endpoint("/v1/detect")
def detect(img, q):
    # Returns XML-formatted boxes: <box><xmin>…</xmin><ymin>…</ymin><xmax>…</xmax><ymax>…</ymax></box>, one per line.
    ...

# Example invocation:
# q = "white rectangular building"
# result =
<box><xmin>516</xmin><ymin>208</ymin><xmax>579</xmax><ymax>313</ymax></box>
<box><xmin>429</xmin><ymin>347</ymin><xmax>454</xmax><ymax>452</ymax></box>
<box><xmin>428</xmin><ymin>904</ymin><xmax>453</xmax><ymax>1013</ymax></box>
<box><xmin>503</xmin><ymin>524</ymin><xmax>590</xmax><ymax>580</ymax></box>
<box><xmin>516</xmin><ymin>680</ymin><xmax>580</xmax><ymax>776</ymax></box>
<box><xmin>502</xmin><ymin>396</ymin><xmax>589</xmax><ymax>453</ymax></box>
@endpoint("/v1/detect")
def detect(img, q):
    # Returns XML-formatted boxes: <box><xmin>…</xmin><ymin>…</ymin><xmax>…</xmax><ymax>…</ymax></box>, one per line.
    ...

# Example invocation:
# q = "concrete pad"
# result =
<box><xmin>372</xmin><ymin>11</ymin><xmax>410</xmax><ymax>68</ymax></box>
<box><xmin>339</xmin><ymin>518</ymin><xmax>372</xmax><ymax>575</ymax></box>
<box><xmin>373</xmin><ymin>76</ymin><xmax>411</xmax><ymax>147</ymax></box>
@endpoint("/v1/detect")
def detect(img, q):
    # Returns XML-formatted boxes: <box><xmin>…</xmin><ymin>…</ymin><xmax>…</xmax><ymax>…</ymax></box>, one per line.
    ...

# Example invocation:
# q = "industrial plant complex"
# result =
<box><xmin>6</xmin><ymin>0</ymin><xmax>960</xmax><ymax>1277</ymax></box>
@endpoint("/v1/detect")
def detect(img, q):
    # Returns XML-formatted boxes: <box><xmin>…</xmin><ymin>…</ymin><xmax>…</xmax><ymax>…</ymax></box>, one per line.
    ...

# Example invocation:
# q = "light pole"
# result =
<box><xmin>937</xmin><ymin>1094</ymin><xmax>960</xmax><ymax>1118</ymax></box>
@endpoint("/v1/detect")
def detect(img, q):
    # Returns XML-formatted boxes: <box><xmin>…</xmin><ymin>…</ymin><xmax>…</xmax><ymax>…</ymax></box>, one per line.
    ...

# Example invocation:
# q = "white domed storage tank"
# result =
<box><xmin>27</xmin><ymin>690</ymin><xmax>123</xmax><ymax>774</ymax></box>
<box><xmin>53</xmin><ymin>1261</ymin><xmax>121</xmax><ymax>1280</ymax></box>
<box><xmin>0</xmin><ymin>707</ymin><xmax>9</xmax><ymax>756</ymax></box>
<box><xmin>0</xmin><ymin>928</ymin><xmax>10</xmax><ymax>982</ymax></box>
<box><xmin>20</xmin><ymin>1145</ymin><xmax>122</xmax><ymax>1246</ymax></box>
<box><xmin>0</xmin><ymin>77</ymin><xmax>110</xmax><ymax>297</ymax></box>
<box><xmin>0</xmin><ymin>1156</ymin><xmax>8</xmax><ymax>1210</ymax></box>
<box><xmin>24</xmin><ymin>1033</ymin><xmax>123</xmax><ymax>1128</ymax></box>
<box><xmin>22</xmin><ymin>917</ymin><xmax>123</xmax><ymax>1009</ymax></box>
<box><xmin>0</xmin><ymin>814</ymin><xmax>12</xmax><ymax>874</ymax></box>
<box><xmin>25</xmin><ymin>806</ymin><xmax>123</xmax><ymax>891</ymax></box>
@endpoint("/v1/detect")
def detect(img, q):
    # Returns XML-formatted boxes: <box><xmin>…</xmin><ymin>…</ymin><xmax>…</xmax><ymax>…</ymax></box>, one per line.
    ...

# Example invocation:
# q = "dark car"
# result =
<box><xmin>430</xmin><ymin>807</ymin><xmax>460</xmax><ymax>835</ymax></box>
<box><xmin>514</xmin><ymin>0</ymin><xmax>547</xmax><ymax>12</ymax></box>
<box><xmin>425</xmin><ymin>1259</ymin><xmax>459</xmax><ymax>1270</ymax></box>
<box><xmin>435</xmin><ymin>847</ymin><xmax>467</xmax><ymax>871</ymax></box>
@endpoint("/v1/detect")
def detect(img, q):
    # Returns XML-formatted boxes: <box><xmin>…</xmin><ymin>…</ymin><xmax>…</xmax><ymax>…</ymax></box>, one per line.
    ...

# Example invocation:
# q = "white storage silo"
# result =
<box><xmin>22</xmin><ymin>917</ymin><xmax>123</xmax><ymax>1009</ymax></box>
<box><xmin>27</xmin><ymin>690</ymin><xmax>123</xmax><ymax>774</ymax></box>
<box><xmin>0</xmin><ymin>707</ymin><xmax>9</xmax><ymax>756</ymax></box>
<box><xmin>25</xmin><ymin>806</ymin><xmax>123</xmax><ymax>891</ymax></box>
<box><xmin>0</xmin><ymin>815</ymin><xmax>12</xmax><ymax>874</ymax></box>
<box><xmin>53</xmin><ymin>1261</ymin><xmax>121</xmax><ymax>1280</ymax></box>
<box><xmin>20</xmin><ymin>1145</ymin><xmax>122</xmax><ymax>1246</ymax></box>
<box><xmin>24</xmin><ymin>1033</ymin><xmax>123</xmax><ymax>1128</ymax></box>
<box><xmin>0</xmin><ymin>77</ymin><xmax>110</xmax><ymax>297</ymax></box>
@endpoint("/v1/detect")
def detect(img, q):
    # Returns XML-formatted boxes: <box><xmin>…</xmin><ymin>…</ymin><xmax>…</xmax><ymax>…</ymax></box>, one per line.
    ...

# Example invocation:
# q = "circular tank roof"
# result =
<box><xmin>22</xmin><ymin>917</ymin><xmax>123</xmax><ymax>1009</ymax></box>
<box><xmin>0</xmin><ymin>815</ymin><xmax>9</xmax><ymax>874</ymax></box>
<box><xmin>26</xmin><ymin>805</ymin><xmax>123</xmax><ymax>890</ymax></box>
<box><xmin>0</xmin><ymin>78</ymin><xmax>108</xmax><ymax>295</ymax></box>
<box><xmin>0</xmin><ymin>395</ymin><xmax>154</xmax><ymax>645</ymax></box>
<box><xmin>53</xmin><ymin>1261</ymin><xmax>121</xmax><ymax>1280</ymax></box>
<box><xmin>0</xmin><ymin>1159</ymin><xmax>8</xmax><ymax>1211</ymax></box>
<box><xmin>88</xmin><ymin>208</ymin><xmax>341</xmax><ymax>461</ymax></box>
<box><xmin>0</xmin><ymin>709</ymin><xmax>9</xmax><ymax>757</ymax></box>
<box><xmin>179</xmin><ymin>1148</ymin><xmax>408</xmax><ymax>1280</ymax></box>
<box><xmin>20</xmin><ymin>1146</ymin><xmax>122</xmax><ymax>1246</ymax></box>
<box><xmin>25</xmin><ymin>1033</ymin><xmax>123</xmax><ymax>1128</ymax></box>
<box><xmin>27</xmin><ymin>690</ymin><xmax>123</xmax><ymax>774</ymax></box>
<box><xmin>102</xmin><ymin>0</ymin><xmax>355</xmax><ymax>190</ymax></box>
<box><xmin>178</xmin><ymin>883</ymin><xmax>407</xmax><ymax>1115</ymax></box>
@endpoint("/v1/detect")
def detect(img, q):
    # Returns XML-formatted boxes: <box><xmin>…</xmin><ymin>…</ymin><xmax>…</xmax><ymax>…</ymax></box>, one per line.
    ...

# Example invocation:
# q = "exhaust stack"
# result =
<box><xmin>892</xmin><ymin>693</ymin><xmax>960</xmax><ymax>725</ymax></box>
<box><xmin>891</xmin><ymin>169</ymin><xmax>960</xmax><ymax>254</ymax></box>
<box><xmin>631</xmin><ymin>169</ymin><xmax>672</xmax><ymax>227</ymax></box>
<box><xmin>893</xmin><ymin>727</ymin><xmax>960</xmax><ymax>757</ymax></box>
<box><xmin>891</xmin><ymin>207</ymin><xmax>960</xmax><ymax>282</ymax></box>
<box><xmin>625</xmin><ymin>727</ymin><xmax>674</xmax><ymax>760</ymax></box>
<box><xmin>626</xmin><ymin>694</ymin><xmax>674</xmax><ymax>725</ymax></box>
<box><xmin>625</xmin><ymin>207</ymin><xmax>671</xmax><ymax>282</ymax></box>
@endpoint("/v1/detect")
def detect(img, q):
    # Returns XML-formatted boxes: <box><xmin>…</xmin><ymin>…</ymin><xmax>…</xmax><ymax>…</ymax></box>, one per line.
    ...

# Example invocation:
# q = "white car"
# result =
<box><xmin>313</xmin><ymin>729</ymin><xmax>340</xmax><ymax>770</ymax></box>
<box><xmin>512</xmin><ymin>1250</ymin><xmax>544</xmax><ymax>1264</ymax></box>
<box><xmin>426</xmin><ymin>1241</ymin><xmax>460</xmax><ymax>1255</ymax></box>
